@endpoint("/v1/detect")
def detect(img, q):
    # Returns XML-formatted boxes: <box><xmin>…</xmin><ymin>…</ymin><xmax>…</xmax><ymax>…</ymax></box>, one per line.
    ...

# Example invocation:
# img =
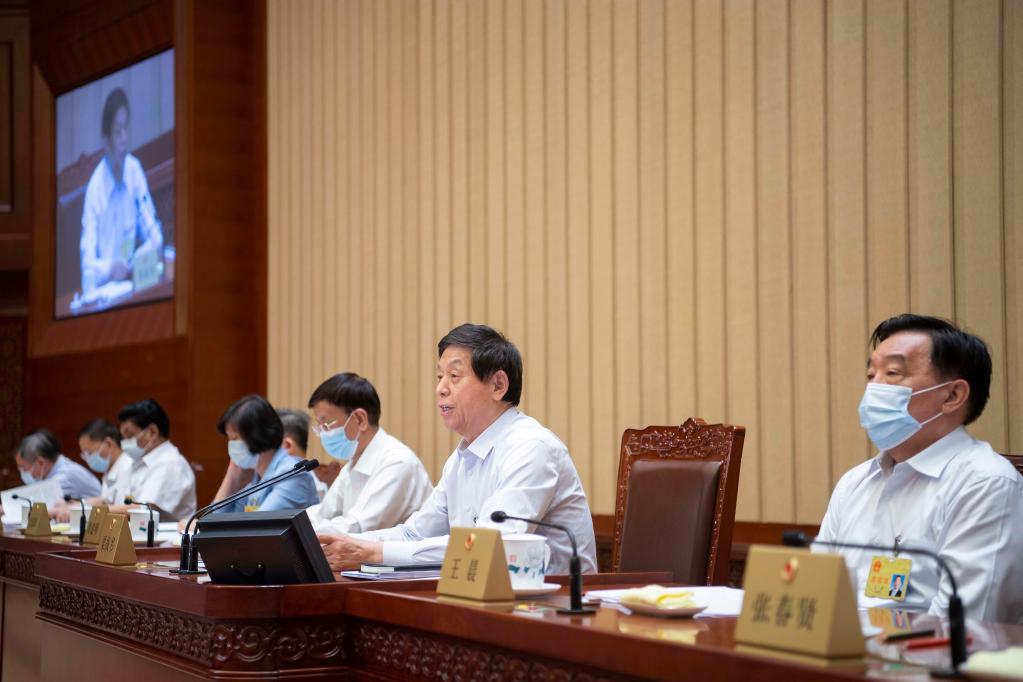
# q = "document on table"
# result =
<box><xmin>583</xmin><ymin>586</ymin><xmax>745</xmax><ymax>617</ymax></box>
<box><xmin>1</xmin><ymin>480</ymin><xmax>64</xmax><ymax>524</ymax></box>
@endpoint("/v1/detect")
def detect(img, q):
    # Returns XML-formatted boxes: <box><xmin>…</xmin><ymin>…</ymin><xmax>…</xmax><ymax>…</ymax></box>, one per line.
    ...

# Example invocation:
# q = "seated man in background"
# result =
<box><xmin>78</xmin><ymin>418</ymin><xmax>132</xmax><ymax>506</ymax></box>
<box><xmin>118</xmin><ymin>398</ymin><xmax>197</xmax><ymax>521</ymax></box>
<box><xmin>304</xmin><ymin>373</ymin><xmax>432</xmax><ymax>534</ymax></box>
<box><xmin>277</xmin><ymin>407</ymin><xmax>329</xmax><ymax>500</ymax></box>
<box><xmin>317</xmin><ymin>324</ymin><xmax>597</xmax><ymax>574</ymax></box>
<box><xmin>14</xmin><ymin>429</ymin><xmax>101</xmax><ymax>500</ymax></box>
<box><xmin>818</xmin><ymin>314</ymin><xmax>1023</xmax><ymax>623</ymax></box>
<box><xmin>209</xmin><ymin>395</ymin><xmax>318</xmax><ymax>512</ymax></box>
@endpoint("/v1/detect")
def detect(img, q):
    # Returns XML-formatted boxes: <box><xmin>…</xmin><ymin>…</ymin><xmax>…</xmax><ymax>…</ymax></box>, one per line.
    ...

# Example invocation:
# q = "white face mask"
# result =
<box><xmin>227</xmin><ymin>439</ymin><xmax>259</xmax><ymax>469</ymax></box>
<box><xmin>121</xmin><ymin>436</ymin><xmax>146</xmax><ymax>461</ymax></box>
<box><xmin>858</xmin><ymin>381</ymin><xmax>952</xmax><ymax>451</ymax></box>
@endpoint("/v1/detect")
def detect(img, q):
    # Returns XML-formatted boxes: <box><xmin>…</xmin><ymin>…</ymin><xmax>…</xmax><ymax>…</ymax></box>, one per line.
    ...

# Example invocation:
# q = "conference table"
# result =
<box><xmin>0</xmin><ymin>534</ymin><xmax>1018</xmax><ymax>680</ymax></box>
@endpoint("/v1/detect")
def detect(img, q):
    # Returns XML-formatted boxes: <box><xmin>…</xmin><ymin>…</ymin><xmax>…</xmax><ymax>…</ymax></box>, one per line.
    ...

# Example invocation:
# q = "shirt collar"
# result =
<box><xmin>457</xmin><ymin>407</ymin><xmax>518</xmax><ymax>461</ymax></box>
<box><xmin>254</xmin><ymin>447</ymin><xmax>292</xmax><ymax>482</ymax></box>
<box><xmin>351</xmin><ymin>428</ymin><xmax>388</xmax><ymax>476</ymax></box>
<box><xmin>869</xmin><ymin>426</ymin><xmax>971</xmax><ymax>479</ymax></box>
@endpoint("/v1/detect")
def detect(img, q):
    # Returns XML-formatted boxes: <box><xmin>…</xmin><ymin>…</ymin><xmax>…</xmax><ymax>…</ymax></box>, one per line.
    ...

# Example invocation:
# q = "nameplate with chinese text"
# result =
<box><xmin>24</xmin><ymin>502</ymin><xmax>52</xmax><ymax>537</ymax></box>
<box><xmin>82</xmin><ymin>504</ymin><xmax>109</xmax><ymax>546</ymax></box>
<box><xmin>735</xmin><ymin>545</ymin><xmax>864</xmax><ymax>658</ymax></box>
<box><xmin>437</xmin><ymin>527</ymin><xmax>513</xmax><ymax>603</ymax></box>
<box><xmin>94</xmin><ymin>512</ymin><xmax>137</xmax><ymax>566</ymax></box>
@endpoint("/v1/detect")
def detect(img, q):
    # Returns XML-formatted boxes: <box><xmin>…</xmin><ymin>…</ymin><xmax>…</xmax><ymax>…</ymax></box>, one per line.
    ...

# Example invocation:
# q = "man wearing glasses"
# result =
<box><xmin>305</xmin><ymin>372</ymin><xmax>433</xmax><ymax>535</ymax></box>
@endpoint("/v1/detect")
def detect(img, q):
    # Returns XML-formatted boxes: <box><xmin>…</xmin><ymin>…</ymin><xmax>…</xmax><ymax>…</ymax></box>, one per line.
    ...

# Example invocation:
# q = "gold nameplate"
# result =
<box><xmin>735</xmin><ymin>545</ymin><xmax>864</xmax><ymax>659</ymax></box>
<box><xmin>94</xmin><ymin>513</ymin><xmax>137</xmax><ymax>566</ymax></box>
<box><xmin>437</xmin><ymin>527</ymin><xmax>514</xmax><ymax>603</ymax></box>
<box><xmin>82</xmin><ymin>504</ymin><xmax>109</xmax><ymax>546</ymax></box>
<box><xmin>24</xmin><ymin>502</ymin><xmax>52</xmax><ymax>537</ymax></box>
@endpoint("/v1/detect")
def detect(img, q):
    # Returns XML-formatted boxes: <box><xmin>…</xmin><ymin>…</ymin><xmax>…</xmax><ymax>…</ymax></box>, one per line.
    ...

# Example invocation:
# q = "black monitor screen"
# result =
<box><xmin>193</xmin><ymin>509</ymin><xmax>335</xmax><ymax>585</ymax></box>
<box><xmin>54</xmin><ymin>49</ymin><xmax>175</xmax><ymax>320</ymax></box>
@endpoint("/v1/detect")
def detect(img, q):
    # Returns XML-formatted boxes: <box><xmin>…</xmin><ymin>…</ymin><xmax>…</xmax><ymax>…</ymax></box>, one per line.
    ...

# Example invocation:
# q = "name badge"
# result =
<box><xmin>24</xmin><ymin>502</ymin><xmax>52</xmax><ymax>537</ymax></box>
<box><xmin>94</xmin><ymin>512</ymin><xmax>138</xmax><ymax>566</ymax></box>
<box><xmin>82</xmin><ymin>504</ymin><xmax>110</xmax><ymax>546</ymax></box>
<box><xmin>864</xmin><ymin>555</ymin><xmax>912</xmax><ymax>601</ymax></box>
<box><xmin>437</xmin><ymin>527</ymin><xmax>514</xmax><ymax>603</ymax></box>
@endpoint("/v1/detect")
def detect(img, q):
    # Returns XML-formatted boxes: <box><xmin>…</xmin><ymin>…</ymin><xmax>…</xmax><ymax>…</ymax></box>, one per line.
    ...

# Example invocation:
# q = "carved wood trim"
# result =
<box><xmin>611</xmin><ymin>417</ymin><xmax>746</xmax><ymax>585</ymax></box>
<box><xmin>350</xmin><ymin>619</ymin><xmax>628</xmax><ymax>682</ymax></box>
<box><xmin>38</xmin><ymin>581</ymin><xmax>347</xmax><ymax>670</ymax></box>
<box><xmin>1</xmin><ymin>550</ymin><xmax>37</xmax><ymax>584</ymax></box>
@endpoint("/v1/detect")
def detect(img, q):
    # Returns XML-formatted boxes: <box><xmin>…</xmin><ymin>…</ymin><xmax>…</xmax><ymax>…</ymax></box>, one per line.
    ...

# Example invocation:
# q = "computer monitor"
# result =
<box><xmin>193</xmin><ymin>509</ymin><xmax>334</xmax><ymax>585</ymax></box>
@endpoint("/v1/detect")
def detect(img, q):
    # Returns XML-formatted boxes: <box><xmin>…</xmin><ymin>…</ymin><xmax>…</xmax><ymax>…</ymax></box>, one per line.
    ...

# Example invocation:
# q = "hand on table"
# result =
<box><xmin>316</xmin><ymin>533</ymin><xmax>383</xmax><ymax>572</ymax></box>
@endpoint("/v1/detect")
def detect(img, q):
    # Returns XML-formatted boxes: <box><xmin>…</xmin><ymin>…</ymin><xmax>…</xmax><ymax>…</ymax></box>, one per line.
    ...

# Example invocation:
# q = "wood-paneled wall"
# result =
<box><xmin>267</xmin><ymin>0</ymin><xmax>1023</xmax><ymax>523</ymax></box>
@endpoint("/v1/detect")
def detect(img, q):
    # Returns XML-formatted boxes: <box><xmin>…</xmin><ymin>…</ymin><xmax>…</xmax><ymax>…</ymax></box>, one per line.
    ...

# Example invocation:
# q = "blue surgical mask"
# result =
<box><xmin>83</xmin><ymin>451</ymin><xmax>109</xmax><ymax>474</ymax></box>
<box><xmin>19</xmin><ymin>469</ymin><xmax>37</xmax><ymax>485</ymax></box>
<box><xmin>228</xmin><ymin>439</ymin><xmax>260</xmax><ymax>469</ymax></box>
<box><xmin>121</xmin><ymin>436</ymin><xmax>145</xmax><ymax>461</ymax></box>
<box><xmin>318</xmin><ymin>414</ymin><xmax>358</xmax><ymax>461</ymax></box>
<box><xmin>858</xmin><ymin>381</ymin><xmax>952</xmax><ymax>451</ymax></box>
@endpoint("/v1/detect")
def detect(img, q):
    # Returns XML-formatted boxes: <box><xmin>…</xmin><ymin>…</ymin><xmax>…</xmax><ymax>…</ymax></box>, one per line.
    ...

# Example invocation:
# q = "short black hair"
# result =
<box><xmin>276</xmin><ymin>408</ymin><xmax>309</xmax><ymax>452</ymax></box>
<box><xmin>307</xmin><ymin>373</ymin><xmax>382</xmax><ymax>426</ymax></box>
<box><xmin>117</xmin><ymin>398</ymin><xmax>171</xmax><ymax>437</ymax></box>
<box><xmin>217</xmin><ymin>395</ymin><xmax>284</xmax><ymax>454</ymax></box>
<box><xmin>438</xmin><ymin>324</ymin><xmax>522</xmax><ymax>406</ymax></box>
<box><xmin>17</xmin><ymin>429</ymin><xmax>61</xmax><ymax>463</ymax></box>
<box><xmin>101</xmin><ymin>87</ymin><xmax>129</xmax><ymax>139</ymax></box>
<box><xmin>78</xmin><ymin>418</ymin><xmax>121</xmax><ymax>445</ymax></box>
<box><xmin>870</xmin><ymin>314</ymin><xmax>992</xmax><ymax>425</ymax></box>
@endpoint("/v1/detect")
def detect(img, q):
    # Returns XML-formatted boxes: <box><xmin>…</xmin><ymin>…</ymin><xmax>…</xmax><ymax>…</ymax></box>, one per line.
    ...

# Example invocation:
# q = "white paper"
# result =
<box><xmin>1</xmin><ymin>480</ymin><xmax>64</xmax><ymax>523</ymax></box>
<box><xmin>584</xmin><ymin>586</ymin><xmax>745</xmax><ymax>617</ymax></box>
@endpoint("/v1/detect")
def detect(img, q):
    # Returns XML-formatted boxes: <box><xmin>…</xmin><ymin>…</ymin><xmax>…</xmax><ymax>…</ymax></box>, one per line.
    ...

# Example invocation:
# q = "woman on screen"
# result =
<box><xmin>79</xmin><ymin>87</ymin><xmax>163</xmax><ymax>294</ymax></box>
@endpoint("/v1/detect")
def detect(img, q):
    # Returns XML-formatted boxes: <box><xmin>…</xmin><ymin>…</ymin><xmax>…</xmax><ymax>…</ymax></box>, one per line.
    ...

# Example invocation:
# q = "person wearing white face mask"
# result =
<box><xmin>304</xmin><ymin>372</ymin><xmax>432</xmax><ymax>535</ymax></box>
<box><xmin>208</xmin><ymin>395</ymin><xmax>318</xmax><ymax>513</ymax></box>
<box><xmin>817</xmin><ymin>314</ymin><xmax>1023</xmax><ymax>624</ymax></box>
<box><xmin>117</xmin><ymin>398</ymin><xmax>197</xmax><ymax>521</ymax></box>
<box><xmin>77</xmin><ymin>418</ymin><xmax>132</xmax><ymax>507</ymax></box>
<box><xmin>14</xmin><ymin>429</ymin><xmax>101</xmax><ymax>501</ymax></box>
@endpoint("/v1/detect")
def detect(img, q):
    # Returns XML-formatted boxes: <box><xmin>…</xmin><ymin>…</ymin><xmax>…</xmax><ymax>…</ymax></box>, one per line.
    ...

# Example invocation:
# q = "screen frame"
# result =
<box><xmin>29</xmin><ymin>1</ymin><xmax>188</xmax><ymax>358</ymax></box>
<box><xmin>52</xmin><ymin>47</ymin><xmax>177</xmax><ymax>323</ymax></box>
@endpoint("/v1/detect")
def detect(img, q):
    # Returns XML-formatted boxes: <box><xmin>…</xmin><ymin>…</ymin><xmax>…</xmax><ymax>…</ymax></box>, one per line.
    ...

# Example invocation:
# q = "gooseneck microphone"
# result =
<box><xmin>64</xmin><ymin>495</ymin><xmax>87</xmax><ymax>543</ymax></box>
<box><xmin>124</xmin><ymin>497</ymin><xmax>156</xmax><ymax>547</ymax></box>
<box><xmin>782</xmin><ymin>530</ymin><xmax>966</xmax><ymax>673</ymax></box>
<box><xmin>490</xmin><ymin>510</ymin><xmax>595</xmax><ymax>615</ymax></box>
<box><xmin>174</xmin><ymin>459</ymin><xmax>320</xmax><ymax>573</ymax></box>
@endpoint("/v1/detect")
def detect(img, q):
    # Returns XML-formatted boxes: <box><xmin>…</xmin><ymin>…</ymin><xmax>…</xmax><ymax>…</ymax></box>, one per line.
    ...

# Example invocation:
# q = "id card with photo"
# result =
<box><xmin>865</xmin><ymin>555</ymin><xmax>912</xmax><ymax>601</ymax></box>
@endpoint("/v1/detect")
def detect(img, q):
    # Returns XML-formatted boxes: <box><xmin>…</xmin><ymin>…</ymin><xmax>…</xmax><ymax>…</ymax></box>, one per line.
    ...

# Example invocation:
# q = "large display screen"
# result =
<box><xmin>54</xmin><ymin>50</ymin><xmax>175</xmax><ymax>320</ymax></box>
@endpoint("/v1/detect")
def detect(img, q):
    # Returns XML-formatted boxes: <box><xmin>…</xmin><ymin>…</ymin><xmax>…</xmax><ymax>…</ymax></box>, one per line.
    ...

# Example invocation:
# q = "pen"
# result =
<box><xmin>883</xmin><ymin>628</ymin><xmax>934</xmax><ymax>643</ymax></box>
<box><xmin>904</xmin><ymin>634</ymin><xmax>972</xmax><ymax>650</ymax></box>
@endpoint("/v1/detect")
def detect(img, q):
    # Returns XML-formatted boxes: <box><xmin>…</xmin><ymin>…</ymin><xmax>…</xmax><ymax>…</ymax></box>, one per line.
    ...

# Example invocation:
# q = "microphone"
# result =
<box><xmin>782</xmin><ymin>530</ymin><xmax>967</xmax><ymax>673</ymax></box>
<box><xmin>64</xmin><ymin>495</ymin><xmax>87</xmax><ymax>544</ymax></box>
<box><xmin>11</xmin><ymin>493</ymin><xmax>32</xmax><ymax>506</ymax></box>
<box><xmin>490</xmin><ymin>510</ymin><xmax>594</xmax><ymax>615</ymax></box>
<box><xmin>174</xmin><ymin>459</ymin><xmax>319</xmax><ymax>573</ymax></box>
<box><xmin>124</xmin><ymin>497</ymin><xmax>156</xmax><ymax>547</ymax></box>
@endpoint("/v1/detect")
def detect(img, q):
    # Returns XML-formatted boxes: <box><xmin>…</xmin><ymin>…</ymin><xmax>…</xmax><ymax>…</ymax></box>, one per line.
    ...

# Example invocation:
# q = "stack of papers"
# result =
<box><xmin>584</xmin><ymin>586</ymin><xmax>745</xmax><ymax>617</ymax></box>
<box><xmin>341</xmin><ymin>569</ymin><xmax>442</xmax><ymax>581</ymax></box>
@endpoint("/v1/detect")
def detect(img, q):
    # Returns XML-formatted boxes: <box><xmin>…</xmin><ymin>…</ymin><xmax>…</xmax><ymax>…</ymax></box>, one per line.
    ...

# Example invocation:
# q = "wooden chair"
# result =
<box><xmin>1002</xmin><ymin>453</ymin><xmax>1023</xmax><ymax>478</ymax></box>
<box><xmin>611</xmin><ymin>418</ymin><xmax>745</xmax><ymax>585</ymax></box>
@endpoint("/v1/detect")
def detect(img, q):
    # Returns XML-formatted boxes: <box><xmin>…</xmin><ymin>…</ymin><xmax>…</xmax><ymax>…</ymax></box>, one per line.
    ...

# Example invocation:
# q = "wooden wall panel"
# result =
<box><xmin>268</xmin><ymin>0</ymin><xmax>1023</xmax><ymax>521</ymax></box>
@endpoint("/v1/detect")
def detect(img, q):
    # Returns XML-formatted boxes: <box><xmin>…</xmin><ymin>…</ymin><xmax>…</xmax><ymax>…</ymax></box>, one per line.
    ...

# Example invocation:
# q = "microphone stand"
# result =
<box><xmin>783</xmin><ymin>530</ymin><xmax>967</xmax><ymax>675</ymax></box>
<box><xmin>64</xmin><ymin>495</ymin><xmax>87</xmax><ymax>544</ymax></box>
<box><xmin>490</xmin><ymin>511</ymin><xmax>595</xmax><ymax>615</ymax></box>
<box><xmin>124</xmin><ymin>497</ymin><xmax>156</xmax><ymax>547</ymax></box>
<box><xmin>174</xmin><ymin>459</ymin><xmax>319</xmax><ymax>574</ymax></box>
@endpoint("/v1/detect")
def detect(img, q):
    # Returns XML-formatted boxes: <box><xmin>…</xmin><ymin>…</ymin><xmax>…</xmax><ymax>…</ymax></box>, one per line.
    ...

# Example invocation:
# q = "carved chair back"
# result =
<box><xmin>612</xmin><ymin>418</ymin><xmax>745</xmax><ymax>585</ymax></box>
<box><xmin>1002</xmin><ymin>453</ymin><xmax>1023</xmax><ymax>478</ymax></box>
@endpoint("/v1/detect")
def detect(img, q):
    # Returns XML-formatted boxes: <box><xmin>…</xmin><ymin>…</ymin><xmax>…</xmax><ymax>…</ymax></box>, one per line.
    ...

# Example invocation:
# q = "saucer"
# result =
<box><xmin>620</xmin><ymin>602</ymin><xmax>707</xmax><ymax>618</ymax></box>
<box><xmin>514</xmin><ymin>583</ymin><xmax>561</xmax><ymax>598</ymax></box>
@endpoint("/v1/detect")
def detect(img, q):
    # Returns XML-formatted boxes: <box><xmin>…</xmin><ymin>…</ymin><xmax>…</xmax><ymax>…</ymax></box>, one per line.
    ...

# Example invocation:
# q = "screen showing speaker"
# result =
<box><xmin>54</xmin><ymin>49</ymin><xmax>175</xmax><ymax>320</ymax></box>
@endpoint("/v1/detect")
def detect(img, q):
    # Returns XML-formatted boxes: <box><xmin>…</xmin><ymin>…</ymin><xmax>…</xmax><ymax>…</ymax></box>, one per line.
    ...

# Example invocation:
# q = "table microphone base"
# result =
<box><xmin>556</xmin><ymin>607</ymin><xmax>596</xmax><ymax>615</ymax></box>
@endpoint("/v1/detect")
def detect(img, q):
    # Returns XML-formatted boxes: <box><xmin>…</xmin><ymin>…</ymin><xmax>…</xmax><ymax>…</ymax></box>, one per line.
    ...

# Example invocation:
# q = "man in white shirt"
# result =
<box><xmin>80</xmin><ymin>87</ymin><xmax>162</xmax><ymax>293</ymax></box>
<box><xmin>117</xmin><ymin>399</ymin><xmax>197</xmax><ymax>521</ymax></box>
<box><xmin>317</xmin><ymin>324</ymin><xmax>597</xmax><ymax>574</ymax></box>
<box><xmin>304</xmin><ymin>373</ymin><xmax>432</xmax><ymax>534</ymax></box>
<box><xmin>818</xmin><ymin>314</ymin><xmax>1023</xmax><ymax>623</ymax></box>
<box><xmin>14</xmin><ymin>429</ymin><xmax>101</xmax><ymax>501</ymax></box>
<box><xmin>77</xmin><ymin>418</ymin><xmax>133</xmax><ymax>506</ymax></box>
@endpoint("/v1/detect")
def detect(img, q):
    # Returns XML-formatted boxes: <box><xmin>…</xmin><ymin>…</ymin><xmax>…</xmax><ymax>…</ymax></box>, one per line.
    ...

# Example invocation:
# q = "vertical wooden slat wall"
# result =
<box><xmin>267</xmin><ymin>0</ymin><xmax>1023</xmax><ymax>523</ymax></box>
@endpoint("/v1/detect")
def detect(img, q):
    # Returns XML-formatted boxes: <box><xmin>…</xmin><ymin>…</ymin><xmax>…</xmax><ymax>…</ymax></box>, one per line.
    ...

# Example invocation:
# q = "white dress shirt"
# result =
<box><xmin>100</xmin><ymin>453</ymin><xmax>134</xmax><ymax>505</ymax></box>
<box><xmin>308</xmin><ymin>428</ymin><xmax>432</xmax><ymax>534</ymax></box>
<box><xmin>358</xmin><ymin>408</ymin><xmax>597</xmax><ymax>574</ymax></box>
<box><xmin>817</xmin><ymin>427</ymin><xmax>1023</xmax><ymax>623</ymax></box>
<box><xmin>47</xmin><ymin>454</ymin><xmax>101</xmax><ymax>500</ymax></box>
<box><xmin>128</xmin><ymin>440</ymin><xmax>197</xmax><ymax>521</ymax></box>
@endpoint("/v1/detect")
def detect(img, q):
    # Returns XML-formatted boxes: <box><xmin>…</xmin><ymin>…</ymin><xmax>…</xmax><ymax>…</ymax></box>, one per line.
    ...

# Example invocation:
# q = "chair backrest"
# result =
<box><xmin>1002</xmin><ymin>453</ymin><xmax>1023</xmax><ymax>478</ymax></box>
<box><xmin>612</xmin><ymin>418</ymin><xmax>745</xmax><ymax>585</ymax></box>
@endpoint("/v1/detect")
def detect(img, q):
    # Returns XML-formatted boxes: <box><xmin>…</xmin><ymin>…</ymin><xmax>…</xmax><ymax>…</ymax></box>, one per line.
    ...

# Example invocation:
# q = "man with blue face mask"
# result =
<box><xmin>14</xmin><ymin>429</ymin><xmax>101</xmax><ymax>501</ymax></box>
<box><xmin>117</xmin><ymin>399</ymin><xmax>196</xmax><ymax>521</ymax></box>
<box><xmin>208</xmin><ymin>395</ymin><xmax>318</xmax><ymax>513</ymax></box>
<box><xmin>77</xmin><ymin>418</ymin><xmax>131</xmax><ymax>506</ymax></box>
<box><xmin>304</xmin><ymin>373</ymin><xmax>432</xmax><ymax>535</ymax></box>
<box><xmin>818</xmin><ymin>314</ymin><xmax>1023</xmax><ymax>624</ymax></box>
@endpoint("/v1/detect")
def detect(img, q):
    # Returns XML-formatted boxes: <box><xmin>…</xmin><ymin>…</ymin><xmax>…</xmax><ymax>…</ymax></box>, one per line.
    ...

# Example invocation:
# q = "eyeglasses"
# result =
<box><xmin>311</xmin><ymin>419</ymin><xmax>339</xmax><ymax>436</ymax></box>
